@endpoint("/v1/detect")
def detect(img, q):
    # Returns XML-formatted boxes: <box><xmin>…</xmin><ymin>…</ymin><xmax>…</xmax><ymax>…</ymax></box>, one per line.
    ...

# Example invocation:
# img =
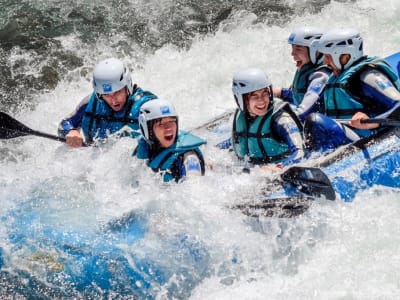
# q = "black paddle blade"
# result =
<box><xmin>281</xmin><ymin>166</ymin><xmax>336</xmax><ymax>200</ymax></box>
<box><xmin>0</xmin><ymin>112</ymin><xmax>33</xmax><ymax>139</ymax></box>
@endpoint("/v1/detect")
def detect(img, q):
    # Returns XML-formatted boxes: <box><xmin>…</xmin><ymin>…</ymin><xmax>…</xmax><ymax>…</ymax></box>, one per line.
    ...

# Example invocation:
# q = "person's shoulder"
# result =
<box><xmin>132</xmin><ymin>86</ymin><xmax>157</xmax><ymax>101</ymax></box>
<box><xmin>273</xmin><ymin>109</ymin><xmax>292</xmax><ymax>120</ymax></box>
<box><xmin>134</xmin><ymin>138</ymin><xmax>150</xmax><ymax>159</ymax></box>
<box><xmin>315</xmin><ymin>64</ymin><xmax>332</xmax><ymax>74</ymax></box>
<box><xmin>178</xmin><ymin>131</ymin><xmax>206</xmax><ymax>147</ymax></box>
<box><xmin>308</xmin><ymin>68</ymin><xmax>330</xmax><ymax>86</ymax></box>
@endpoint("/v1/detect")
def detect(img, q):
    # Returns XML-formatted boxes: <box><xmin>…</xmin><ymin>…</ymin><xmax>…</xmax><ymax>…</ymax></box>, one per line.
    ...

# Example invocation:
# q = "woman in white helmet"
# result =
<box><xmin>304</xmin><ymin>28</ymin><xmax>400</xmax><ymax>151</ymax></box>
<box><xmin>134</xmin><ymin>99</ymin><xmax>206</xmax><ymax>182</ymax></box>
<box><xmin>58</xmin><ymin>57</ymin><xmax>157</xmax><ymax>147</ymax></box>
<box><xmin>274</xmin><ymin>26</ymin><xmax>332</xmax><ymax>122</ymax></box>
<box><xmin>230</xmin><ymin>68</ymin><xmax>305</xmax><ymax>171</ymax></box>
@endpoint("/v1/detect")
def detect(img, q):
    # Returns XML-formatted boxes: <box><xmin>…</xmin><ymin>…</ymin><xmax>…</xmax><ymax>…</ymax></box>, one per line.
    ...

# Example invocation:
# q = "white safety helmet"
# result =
<box><xmin>139</xmin><ymin>99</ymin><xmax>178</xmax><ymax>144</ymax></box>
<box><xmin>317</xmin><ymin>28</ymin><xmax>363</xmax><ymax>71</ymax></box>
<box><xmin>232</xmin><ymin>68</ymin><xmax>273</xmax><ymax>111</ymax></box>
<box><xmin>92</xmin><ymin>57</ymin><xmax>133</xmax><ymax>95</ymax></box>
<box><xmin>309</xmin><ymin>39</ymin><xmax>322</xmax><ymax>65</ymax></box>
<box><xmin>288</xmin><ymin>27</ymin><xmax>324</xmax><ymax>64</ymax></box>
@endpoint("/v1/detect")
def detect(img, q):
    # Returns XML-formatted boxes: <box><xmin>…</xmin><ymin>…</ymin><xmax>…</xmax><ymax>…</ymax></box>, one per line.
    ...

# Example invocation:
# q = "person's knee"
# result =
<box><xmin>304</xmin><ymin>113</ymin><xmax>326</xmax><ymax>150</ymax></box>
<box><xmin>304</xmin><ymin>113</ymin><xmax>350</xmax><ymax>151</ymax></box>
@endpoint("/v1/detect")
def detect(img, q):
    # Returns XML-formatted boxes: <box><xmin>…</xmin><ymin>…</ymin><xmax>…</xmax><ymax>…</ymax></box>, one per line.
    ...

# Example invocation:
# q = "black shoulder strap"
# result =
<box><xmin>279</xmin><ymin>101</ymin><xmax>303</xmax><ymax>133</ymax></box>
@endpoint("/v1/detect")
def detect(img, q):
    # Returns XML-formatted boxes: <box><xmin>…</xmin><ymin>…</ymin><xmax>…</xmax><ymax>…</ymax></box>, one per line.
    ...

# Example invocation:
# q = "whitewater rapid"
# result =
<box><xmin>1</xmin><ymin>0</ymin><xmax>400</xmax><ymax>298</ymax></box>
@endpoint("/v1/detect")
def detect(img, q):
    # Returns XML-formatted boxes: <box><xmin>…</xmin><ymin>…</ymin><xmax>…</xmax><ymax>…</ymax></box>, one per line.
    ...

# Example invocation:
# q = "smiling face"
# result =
<box><xmin>153</xmin><ymin>117</ymin><xmax>177</xmax><ymax>148</ymax></box>
<box><xmin>291</xmin><ymin>44</ymin><xmax>311</xmax><ymax>69</ymax></box>
<box><xmin>245</xmin><ymin>88</ymin><xmax>271</xmax><ymax>117</ymax></box>
<box><xmin>101</xmin><ymin>87</ymin><xmax>128</xmax><ymax>112</ymax></box>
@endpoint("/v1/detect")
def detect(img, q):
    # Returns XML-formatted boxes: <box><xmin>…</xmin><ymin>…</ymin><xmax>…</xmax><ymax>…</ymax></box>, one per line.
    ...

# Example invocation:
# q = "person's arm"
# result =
<box><xmin>295</xmin><ymin>69</ymin><xmax>330</xmax><ymax>122</ymax></box>
<box><xmin>273</xmin><ymin>112</ymin><xmax>305</xmax><ymax>166</ymax></box>
<box><xmin>350</xmin><ymin>69</ymin><xmax>400</xmax><ymax>129</ymax></box>
<box><xmin>215</xmin><ymin>137</ymin><xmax>232</xmax><ymax>149</ymax></box>
<box><xmin>181</xmin><ymin>151</ymin><xmax>203</xmax><ymax>177</ymax></box>
<box><xmin>58</xmin><ymin>95</ymin><xmax>91</xmax><ymax>147</ymax></box>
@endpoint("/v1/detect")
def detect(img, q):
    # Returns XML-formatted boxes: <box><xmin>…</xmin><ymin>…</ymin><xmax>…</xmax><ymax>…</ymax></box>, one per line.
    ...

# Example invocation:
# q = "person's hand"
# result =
<box><xmin>66</xmin><ymin>129</ymin><xmax>84</xmax><ymax>148</ymax></box>
<box><xmin>273</xmin><ymin>87</ymin><xmax>282</xmax><ymax>98</ymax></box>
<box><xmin>260</xmin><ymin>164</ymin><xmax>283</xmax><ymax>172</ymax></box>
<box><xmin>349</xmin><ymin>112</ymin><xmax>379</xmax><ymax>130</ymax></box>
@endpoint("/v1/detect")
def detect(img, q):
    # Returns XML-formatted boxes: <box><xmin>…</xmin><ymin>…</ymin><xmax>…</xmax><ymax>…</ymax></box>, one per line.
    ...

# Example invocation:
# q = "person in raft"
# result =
<box><xmin>303</xmin><ymin>28</ymin><xmax>400</xmax><ymax>152</ymax></box>
<box><xmin>133</xmin><ymin>99</ymin><xmax>206</xmax><ymax>182</ymax></box>
<box><xmin>58</xmin><ymin>57</ymin><xmax>157</xmax><ymax>147</ymax></box>
<box><xmin>228</xmin><ymin>67</ymin><xmax>305</xmax><ymax>172</ymax></box>
<box><xmin>273</xmin><ymin>26</ymin><xmax>332</xmax><ymax>122</ymax></box>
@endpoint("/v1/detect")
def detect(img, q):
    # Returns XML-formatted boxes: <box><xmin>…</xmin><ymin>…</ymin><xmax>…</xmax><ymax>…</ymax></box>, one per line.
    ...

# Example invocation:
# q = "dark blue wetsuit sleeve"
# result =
<box><xmin>57</xmin><ymin>95</ymin><xmax>90</xmax><ymax>137</ymax></box>
<box><xmin>280</xmin><ymin>88</ymin><xmax>294</xmax><ymax>104</ymax></box>
<box><xmin>295</xmin><ymin>69</ymin><xmax>330</xmax><ymax>122</ymax></box>
<box><xmin>360</xmin><ymin>69</ymin><xmax>400</xmax><ymax>113</ymax></box>
<box><xmin>272</xmin><ymin>112</ymin><xmax>305</xmax><ymax>166</ymax></box>
<box><xmin>215</xmin><ymin>137</ymin><xmax>232</xmax><ymax>149</ymax></box>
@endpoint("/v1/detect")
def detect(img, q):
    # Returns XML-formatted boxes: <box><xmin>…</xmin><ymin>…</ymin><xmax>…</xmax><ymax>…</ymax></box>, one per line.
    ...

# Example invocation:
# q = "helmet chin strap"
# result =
<box><xmin>340</xmin><ymin>54</ymin><xmax>352</xmax><ymax>71</ymax></box>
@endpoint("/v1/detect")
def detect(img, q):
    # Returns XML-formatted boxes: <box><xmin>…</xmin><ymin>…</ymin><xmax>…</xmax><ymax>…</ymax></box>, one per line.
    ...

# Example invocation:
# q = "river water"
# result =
<box><xmin>1</xmin><ymin>0</ymin><xmax>400</xmax><ymax>298</ymax></box>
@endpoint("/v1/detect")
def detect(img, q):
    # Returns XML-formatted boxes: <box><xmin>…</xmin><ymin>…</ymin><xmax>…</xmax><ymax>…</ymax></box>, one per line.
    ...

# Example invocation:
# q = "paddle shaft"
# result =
<box><xmin>29</xmin><ymin>129</ymin><xmax>67</xmax><ymax>142</ymax></box>
<box><xmin>337</xmin><ymin>118</ymin><xmax>400</xmax><ymax>126</ymax></box>
<box><xmin>361</xmin><ymin>118</ymin><xmax>400</xmax><ymax>126</ymax></box>
<box><xmin>0</xmin><ymin>112</ymin><xmax>84</xmax><ymax>145</ymax></box>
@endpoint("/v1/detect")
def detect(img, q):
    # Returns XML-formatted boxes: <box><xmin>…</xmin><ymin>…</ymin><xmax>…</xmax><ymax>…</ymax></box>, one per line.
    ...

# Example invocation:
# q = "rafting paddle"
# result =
<box><xmin>337</xmin><ymin>118</ymin><xmax>400</xmax><ymax>127</ymax></box>
<box><xmin>233</xmin><ymin>166</ymin><xmax>336</xmax><ymax>218</ymax></box>
<box><xmin>280</xmin><ymin>166</ymin><xmax>336</xmax><ymax>200</ymax></box>
<box><xmin>0</xmin><ymin>112</ymin><xmax>69</xmax><ymax>143</ymax></box>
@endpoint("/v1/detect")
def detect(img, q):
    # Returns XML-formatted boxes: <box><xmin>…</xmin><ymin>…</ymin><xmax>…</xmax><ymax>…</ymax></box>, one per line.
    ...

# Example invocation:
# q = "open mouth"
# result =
<box><xmin>164</xmin><ymin>134</ymin><xmax>174</xmax><ymax>141</ymax></box>
<box><xmin>112</xmin><ymin>103</ymin><xmax>121</xmax><ymax>110</ymax></box>
<box><xmin>296</xmin><ymin>60</ymin><xmax>302</xmax><ymax>68</ymax></box>
<box><xmin>256</xmin><ymin>104</ymin><xmax>267</xmax><ymax>110</ymax></box>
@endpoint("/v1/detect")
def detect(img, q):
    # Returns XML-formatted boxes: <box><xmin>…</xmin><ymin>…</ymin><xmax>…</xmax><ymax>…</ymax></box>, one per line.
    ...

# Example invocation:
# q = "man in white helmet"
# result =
<box><xmin>229</xmin><ymin>68</ymin><xmax>305</xmax><ymax>171</ymax></box>
<box><xmin>274</xmin><ymin>26</ymin><xmax>332</xmax><ymax>122</ymax></box>
<box><xmin>134</xmin><ymin>99</ymin><xmax>206</xmax><ymax>182</ymax></box>
<box><xmin>58</xmin><ymin>57</ymin><xmax>157</xmax><ymax>147</ymax></box>
<box><xmin>304</xmin><ymin>28</ymin><xmax>400</xmax><ymax>151</ymax></box>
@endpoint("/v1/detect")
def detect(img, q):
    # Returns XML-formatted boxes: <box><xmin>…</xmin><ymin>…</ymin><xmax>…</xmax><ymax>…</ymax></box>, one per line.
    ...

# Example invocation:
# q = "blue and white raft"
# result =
<box><xmin>236</xmin><ymin>125</ymin><xmax>400</xmax><ymax>218</ymax></box>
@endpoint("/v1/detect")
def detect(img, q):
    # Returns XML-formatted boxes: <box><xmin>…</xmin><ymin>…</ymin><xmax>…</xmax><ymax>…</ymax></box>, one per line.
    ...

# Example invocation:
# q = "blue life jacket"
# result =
<box><xmin>324</xmin><ymin>56</ymin><xmax>400</xmax><ymax>118</ymax></box>
<box><xmin>291</xmin><ymin>62</ymin><xmax>319</xmax><ymax>106</ymax></box>
<box><xmin>232</xmin><ymin>100</ymin><xmax>293</xmax><ymax>164</ymax></box>
<box><xmin>135</xmin><ymin>131</ymin><xmax>206</xmax><ymax>182</ymax></box>
<box><xmin>324</xmin><ymin>56</ymin><xmax>400</xmax><ymax>137</ymax></box>
<box><xmin>81</xmin><ymin>86</ymin><xmax>157</xmax><ymax>143</ymax></box>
